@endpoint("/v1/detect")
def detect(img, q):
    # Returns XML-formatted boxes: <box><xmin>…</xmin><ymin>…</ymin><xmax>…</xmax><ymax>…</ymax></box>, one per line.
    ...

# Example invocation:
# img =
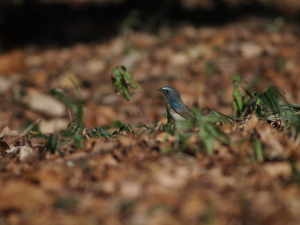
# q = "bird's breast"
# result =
<box><xmin>166</xmin><ymin>104</ymin><xmax>186</xmax><ymax>121</ymax></box>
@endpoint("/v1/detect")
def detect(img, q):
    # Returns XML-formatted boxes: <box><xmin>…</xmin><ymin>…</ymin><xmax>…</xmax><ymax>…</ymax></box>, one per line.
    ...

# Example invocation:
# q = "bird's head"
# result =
<box><xmin>157</xmin><ymin>86</ymin><xmax>180</xmax><ymax>99</ymax></box>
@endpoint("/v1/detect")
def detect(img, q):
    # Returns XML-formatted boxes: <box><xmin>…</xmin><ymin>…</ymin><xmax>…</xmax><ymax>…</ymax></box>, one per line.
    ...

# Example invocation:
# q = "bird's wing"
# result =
<box><xmin>171</xmin><ymin>102</ymin><xmax>196</xmax><ymax>120</ymax></box>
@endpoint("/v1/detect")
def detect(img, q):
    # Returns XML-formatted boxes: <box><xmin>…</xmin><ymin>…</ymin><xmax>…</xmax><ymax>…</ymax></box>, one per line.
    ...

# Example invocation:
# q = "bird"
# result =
<box><xmin>157</xmin><ymin>86</ymin><xmax>197</xmax><ymax>121</ymax></box>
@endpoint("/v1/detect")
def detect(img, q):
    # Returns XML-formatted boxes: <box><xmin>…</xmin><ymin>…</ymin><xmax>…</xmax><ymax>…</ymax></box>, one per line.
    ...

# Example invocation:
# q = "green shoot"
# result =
<box><xmin>46</xmin><ymin>133</ymin><xmax>60</xmax><ymax>154</ymax></box>
<box><xmin>111</xmin><ymin>65</ymin><xmax>141</xmax><ymax>101</ymax></box>
<box><xmin>50</xmin><ymin>88</ymin><xmax>85</xmax><ymax>149</ymax></box>
<box><xmin>90</xmin><ymin>126</ymin><xmax>112</xmax><ymax>138</ymax></box>
<box><xmin>50</xmin><ymin>89</ymin><xmax>77</xmax><ymax>112</ymax></box>
<box><xmin>253</xmin><ymin>137</ymin><xmax>264</xmax><ymax>162</ymax></box>
<box><xmin>119</xmin><ymin>123</ymin><xmax>134</xmax><ymax>134</ymax></box>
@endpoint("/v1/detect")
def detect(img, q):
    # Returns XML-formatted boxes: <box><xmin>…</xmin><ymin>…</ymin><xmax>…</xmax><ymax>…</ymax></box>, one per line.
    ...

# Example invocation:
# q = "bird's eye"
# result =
<box><xmin>165</xmin><ymin>90</ymin><xmax>169</xmax><ymax>93</ymax></box>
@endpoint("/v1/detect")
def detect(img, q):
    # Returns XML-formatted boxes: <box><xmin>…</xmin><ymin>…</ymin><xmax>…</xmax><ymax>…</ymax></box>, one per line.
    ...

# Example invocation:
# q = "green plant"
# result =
<box><xmin>89</xmin><ymin>126</ymin><xmax>113</xmax><ymax>138</ymax></box>
<box><xmin>136</xmin><ymin>124</ymin><xmax>156</xmax><ymax>134</ymax></box>
<box><xmin>119</xmin><ymin>123</ymin><xmax>134</xmax><ymax>134</ymax></box>
<box><xmin>53</xmin><ymin>195</ymin><xmax>78</xmax><ymax>211</ymax></box>
<box><xmin>253</xmin><ymin>137</ymin><xmax>264</xmax><ymax>162</ymax></box>
<box><xmin>87</xmin><ymin>121</ymin><xmax>134</xmax><ymax>139</ymax></box>
<box><xmin>111</xmin><ymin>65</ymin><xmax>141</xmax><ymax>101</ymax></box>
<box><xmin>46</xmin><ymin>133</ymin><xmax>60</xmax><ymax>154</ymax></box>
<box><xmin>232</xmin><ymin>76</ymin><xmax>300</xmax><ymax>135</ymax></box>
<box><xmin>50</xmin><ymin>89</ymin><xmax>84</xmax><ymax>149</ymax></box>
<box><xmin>161</xmin><ymin>106</ymin><xmax>231</xmax><ymax>155</ymax></box>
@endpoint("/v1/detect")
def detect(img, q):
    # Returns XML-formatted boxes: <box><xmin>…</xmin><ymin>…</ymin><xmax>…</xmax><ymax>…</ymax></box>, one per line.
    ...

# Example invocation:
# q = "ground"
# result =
<box><xmin>1</xmin><ymin>3</ymin><xmax>300</xmax><ymax>225</ymax></box>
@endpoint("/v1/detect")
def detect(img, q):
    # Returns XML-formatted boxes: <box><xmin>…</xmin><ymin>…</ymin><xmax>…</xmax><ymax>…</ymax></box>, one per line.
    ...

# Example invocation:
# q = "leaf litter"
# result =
<box><xmin>1</xmin><ymin>17</ymin><xmax>300</xmax><ymax>225</ymax></box>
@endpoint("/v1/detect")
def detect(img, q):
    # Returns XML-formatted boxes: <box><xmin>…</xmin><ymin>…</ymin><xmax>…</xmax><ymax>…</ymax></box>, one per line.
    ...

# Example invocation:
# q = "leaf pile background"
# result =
<box><xmin>1</xmin><ymin>1</ymin><xmax>300</xmax><ymax>225</ymax></box>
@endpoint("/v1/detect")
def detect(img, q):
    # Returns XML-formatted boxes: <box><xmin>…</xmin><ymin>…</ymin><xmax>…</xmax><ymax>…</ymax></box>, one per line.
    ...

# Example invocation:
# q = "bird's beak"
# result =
<box><xmin>157</xmin><ymin>88</ymin><xmax>162</xmax><ymax>92</ymax></box>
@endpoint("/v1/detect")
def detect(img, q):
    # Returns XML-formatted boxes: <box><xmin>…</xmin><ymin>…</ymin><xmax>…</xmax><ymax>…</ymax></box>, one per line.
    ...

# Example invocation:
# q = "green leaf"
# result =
<box><xmin>199</xmin><ymin>126</ymin><xmax>214</xmax><ymax>155</ymax></box>
<box><xmin>112</xmin><ymin>131</ymin><xmax>119</xmax><ymax>136</ymax></box>
<box><xmin>232</xmin><ymin>79</ymin><xmax>254</xmax><ymax>118</ymax></box>
<box><xmin>123</xmin><ymin>86</ymin><xmax>131</xmax><ymax>101</ymax></box>
<box><xmin>75</xmin><ymin>103</ymin><xmax>84</xmax><ymax>134</ymax></box>
<box><xmin>110</xmin><ymin>120</ymin><xmax>123</xmax><ymax>128</ymax></box>
<box><xmin>46</xmin><ymin>133</ymin><xmax>60</xmax><ymax>154</ymax></box>
<box><xmin>111</xmin><ymin>65</ymin><xmax>141</xmax><ymax>101</ymax></box>
<box><xmin>136</xmin><ymin>124</ymin><xmax>155</xmax><ymax>134</ymax></box>
<box><xmin>198</xmin><ymin>122</ymin><xmax>230</xmax><ymax>155</ymax></box>
<box><xmin>90</xmin><ymin>126</ymin><xmax>112</xmax><ymax>138</ymax></box>
<box><xmin>119</xmin><ymin>123</ymin><xmax>134</xmax><ymax>134</ymax></box>
<box><xmin>253</xmin><ymin>138</ymin><xmax>263</xmax><ymax>162</ymax></box>
<box><xmin>73</xmin><ymin>133</ymin><xmax>84</xmax><ymax>149</ymax></box>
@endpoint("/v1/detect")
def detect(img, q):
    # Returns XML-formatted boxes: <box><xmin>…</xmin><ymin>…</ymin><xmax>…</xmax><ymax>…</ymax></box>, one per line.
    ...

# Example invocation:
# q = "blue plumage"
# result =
<box><xmin>171</xmin><ymin>103</ymin><xmax>180</xmax><ymax>108</ymax></box>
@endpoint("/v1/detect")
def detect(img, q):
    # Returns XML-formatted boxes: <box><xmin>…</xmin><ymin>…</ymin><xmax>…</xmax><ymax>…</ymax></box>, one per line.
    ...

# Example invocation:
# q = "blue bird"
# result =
<box><xmin>157</xmin><ymin>86</ymin><xmax>197</xmax><ymax>121</ymax></box>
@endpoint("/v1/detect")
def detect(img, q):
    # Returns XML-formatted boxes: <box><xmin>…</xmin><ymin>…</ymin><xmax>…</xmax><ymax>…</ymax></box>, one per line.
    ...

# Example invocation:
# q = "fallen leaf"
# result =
<box><xmin>19</xmin><ymin>146</ymin><xmax>34</xmax><ymax>162</ymax></box>
<box><xmin>240</xmin><ymin>42</ymin><xmax>263</xmax><ymax>58</ymax></box>
<box><xmin>156</xmin><ymin>132</ymin><xmax>175</xmax><ymax>143</ymax></box>
<box><xmin>0</xmin><ymin>140</ymin><xmax>9</xmax><ymax>156</ymax></box>
<box><xmin>258</xmin><ymin>126</ymin><xmax>285</xmax><ymax>158</ymax></box>
<box><xmin>0</xmin><ymin>181</ymin><xmax>52</xmax><ymax>210</ymax></box>
<box><xmin>22</xmin><ymin>90</ymin><xmax>66</xmax><ymax>116</ymax></box>
<box><xmin>40</xmin><ymin>118</ymin><xmax>69</xmax><ymax>133</ymax></box>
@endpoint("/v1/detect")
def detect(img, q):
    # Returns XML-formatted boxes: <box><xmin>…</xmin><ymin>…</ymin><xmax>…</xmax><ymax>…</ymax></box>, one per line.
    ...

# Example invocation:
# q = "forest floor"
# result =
<box><xmin>1</xmin><ymin>15</ymin><xmax>300</xmax><ymax>225</ymax></box>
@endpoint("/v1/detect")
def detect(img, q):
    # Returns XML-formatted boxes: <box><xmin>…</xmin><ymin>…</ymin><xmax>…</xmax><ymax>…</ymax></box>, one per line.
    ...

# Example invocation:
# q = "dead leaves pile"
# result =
<box><xmin>1</xmin><ymin>115</ymin><xmax>300</xmax><ymax>225</ymax></box>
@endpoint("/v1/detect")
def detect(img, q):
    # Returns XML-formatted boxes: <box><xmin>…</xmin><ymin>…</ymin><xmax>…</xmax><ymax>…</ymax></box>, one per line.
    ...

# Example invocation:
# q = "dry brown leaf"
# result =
<box><xmin>0</xmin><ymin>140</ymin><xmax>10</xmax><ymax>156</ymax></box>
<box><xmin>25</xmin><ymin>69</ymin><xmax>49</xmax><ymax>85</ymax></box>
<box><xmin>240</xmin><ymin>42</ymin><xmax>263</xmax><ymax>58</ymax></box>
<box><xmin>180</xmin><ymin>195</ymin><xmax>205</xmax><ymax>219</ymax></box>
<box><xmin>19</xmin><ymin>146</ymin><xmax>34</xmax><ymax>162</ymax></box>
<box><xmin>156</xmin><ymin>132</ymin><xmax>175</xmax><ymax>143</ymax></box>
<box><xmin>22</xmin><ymin>90</ymin><xmax>66</xmax><ymax>116</ymax></box>
<box><xmin>24</xmin><ymin>166</ymin><xmax>67</xmax><ymax>192</ymax></box>
<box><xmin>6</xmin><ymin>146</ymin><xmax>19</xmax><ymax>154</ymax></box>
<box><xmin>119</xmin><ymin>136</ymin><xmax>137</xmax><ymax>148</ymax></box>
<box><xmin>258</xmin><ymin>126</ymin><xmax>285</xmax><ymax>158</ymax></box>
<box><xmin>3</xmin><ymin>135</ymin><xmax>22</xmax><ymax>144</ymax></box>
<box><xmin>39</xmin><ymin>118</ymin><xmax>69</xmax><ymax>133</ymax></box>
<box><xmin>0</xmin><ymin>126</ymin><xmax>10</xmax><ymax>138</ymax></box>
<box><xmin>0</xmin><ymin>50</ymin><xmax>25</xmax><ymax>74</ymax></box>
<box><xmin>0</xmin><ymin>181</ymin><xmax>52</xmax><ymax>210</ymax></box>
<box><xmin>244</xmin><ymin>113</ymin><xmax>259</xmax><ymax>132</ymax></box>
<box><xmin>58</xmin><ymin>71</ymin><xmax>81</xmax><ymax>89</ymax></box>
<box><xmin>262</xmin><ymin>162</ymin><xmax>291</xmax><ymax>179</ymax></box>
<box><xmin>84</xmin><ymin>102</ymin><xmax>117</xmax><ymax>127</ymax></box>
